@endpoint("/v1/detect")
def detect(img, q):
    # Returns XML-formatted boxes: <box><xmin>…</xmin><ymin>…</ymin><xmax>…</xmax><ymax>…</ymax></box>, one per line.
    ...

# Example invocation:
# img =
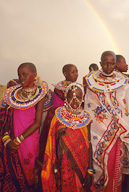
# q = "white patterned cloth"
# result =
<box><xmin>84</xmin><ymin>70</ymin><xmax>129</xmax><ymax>192</ymax></box>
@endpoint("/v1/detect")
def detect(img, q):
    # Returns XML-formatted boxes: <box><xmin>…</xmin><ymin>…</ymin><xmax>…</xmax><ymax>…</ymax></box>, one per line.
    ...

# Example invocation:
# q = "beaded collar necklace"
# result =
<box><xmin>86</xmin><ymin>69</ymin><xmax>128</xmax><ymax>92</ymax></box>
<box><xmin>55</xmin><ymin>106</ymin><xmax>91</xmax><ymax>129</ymax></box>
<box><xmin>4</xmin><ymin>81</ymin><xmax>48</xmax><ymax>110</ymax></box>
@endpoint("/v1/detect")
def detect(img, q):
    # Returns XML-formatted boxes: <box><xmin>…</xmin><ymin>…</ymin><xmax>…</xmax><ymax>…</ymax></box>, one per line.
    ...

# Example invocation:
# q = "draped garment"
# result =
<box><xmin>41</xmin><ymin>114</ymin><xmax>96</xmax><ymax>192</ymax></box>
<box><xmin>0</xmin><ymin>108</ymin><xmax>34</xmax><ymax>191</ymax></box>
<box><xmin>13</xmin><ymin>106</ymin><xmax>39</xmax><ymax>186</ymax></box>
<box><xmin>84</xmin><ymin>70</ymin><xmax>129</xmax><ymax>192</ymax></box>
<box><xmin>1</xmin><ymin>81</ymin><xmax>48</xmax><ymax>191</ymax></box>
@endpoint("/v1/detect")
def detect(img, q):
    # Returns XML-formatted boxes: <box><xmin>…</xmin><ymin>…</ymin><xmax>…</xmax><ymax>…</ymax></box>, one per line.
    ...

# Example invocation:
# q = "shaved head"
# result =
<box><xmin>18</xmin><ymin>62</ymin><xmax>37</xmax><ymax>73</ymax></box>
<box><xmin>116</xmin><ymin>55</ymin><xmax>125</xmax><ymax>63</ymax></box>
<box><xmin>101</xmin><ymin>51</ymin><xmax>116</xmax><ymax>62</ymax></box>
<box><xmin>62</xmin><ymin>64</ymin><xmax>76</xmax><ymax>73</ymax></box>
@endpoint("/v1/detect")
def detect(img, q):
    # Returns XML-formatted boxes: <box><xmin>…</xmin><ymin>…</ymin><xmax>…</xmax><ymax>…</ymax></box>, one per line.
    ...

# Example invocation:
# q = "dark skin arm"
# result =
<box><xmin>83</xmin><ymin>76</ymin><xmax>87</xmax><ymax>95</ymax></box>
<box><xmin>5</xmin><ymin>97</ymin><xmax>45</xmax><ymax>153</ymax></box>
<box><xmin>3</xmin><ymin>120</ymin><xmax>20</xmax><ymax>152</ymax></box>
<box><xmin>83</xmin><ymin>122</ymin><xmax>93</xmax><ymax>191</ymax></box>
<box><xmin>87</xmin><ymin>122</ymin><xmax>93</xmax><ymax>169</ymax></box>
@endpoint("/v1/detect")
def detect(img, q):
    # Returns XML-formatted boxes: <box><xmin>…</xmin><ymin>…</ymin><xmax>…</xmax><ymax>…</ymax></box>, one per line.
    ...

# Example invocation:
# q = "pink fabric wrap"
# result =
<box><xmin>13</xmin><ymin>106</ymin><xmax>39</xmax><ymax>186</ymax></box>
<box><xmin>52</xmin><ymin>92</ymin><xmax>64</xmax><ymax>108</ymax></box>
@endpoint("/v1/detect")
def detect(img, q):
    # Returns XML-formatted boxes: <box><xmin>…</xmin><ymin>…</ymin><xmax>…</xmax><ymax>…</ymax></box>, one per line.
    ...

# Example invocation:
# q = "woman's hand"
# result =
<box><xmin>83</xmin><ymin>172</ymin><xmax>92</xmax><ymax>192</ymax></box>
<box><xmin>6</xmin><ymin>140</ymin><xmax>19</xmax><ymax>154</ymax></box>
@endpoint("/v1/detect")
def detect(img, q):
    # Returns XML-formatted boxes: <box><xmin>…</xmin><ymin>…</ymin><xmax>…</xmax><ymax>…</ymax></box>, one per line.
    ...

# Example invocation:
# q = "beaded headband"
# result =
<box><xmin>65</xmin><ymin>82</ymin><xmax>84</xmax><ymax>97</ymax></box>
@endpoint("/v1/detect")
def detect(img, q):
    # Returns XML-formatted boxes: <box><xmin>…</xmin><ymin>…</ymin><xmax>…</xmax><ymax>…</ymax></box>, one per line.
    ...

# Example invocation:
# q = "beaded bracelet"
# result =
<box><xmin>13</xmin><ymin>138</ymin><xmax>20</xmax><ymax>145</ymax></box>
<box><xmin>14</xmin><ymin>134</ymin><xmax>25</xmax><ymax>145</ymax></box>
<box><xmin>2</xmin><ymin>135</ymin><xmax>10</xmax><ymax>143</ymax></box>
<box><xmin>16</xmin><ymin>136</ymin><xmax>21</xmax><ymax>144</ymax></box>
<box><xmin>18</xmin><ymin>134</ymin><xmax>24</xmax><ymax>142</ymax></box>
<box><xmin>88</xmin><ymin>168</ymin><xmax>95</xmax><ymax>173</ymax></box>
<box><xmin>87</xmin><ymin>168</ymin><xmax>95</xmax><ymax>176</ymax></box>
<box><xmin>4</xmin><ymin>138</ymin><xmax>11</xmax><ymax>147</ymax></box>
<box><xmin>87</xmin><ymin>172</ymin><xmax>93</xmax><ymax>176</ymax></box>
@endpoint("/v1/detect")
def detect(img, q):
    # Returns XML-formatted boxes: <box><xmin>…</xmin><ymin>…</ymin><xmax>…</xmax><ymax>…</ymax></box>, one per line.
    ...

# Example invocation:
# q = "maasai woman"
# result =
<box><xmin>84</xmin><ymin>51</ymin><xmax>129</xmax><ymax>192</ymax></box>
<box><xmin>38</xmin><ymin>64</ymin><xmax>78</xmax><ymax>163</ymax></box>
<box><xmin>1</xmin><ymin>62</ymin><xmax>48</xmax><ymax>191</ymax></box>
<box><xmin>41</xmin><ymin>82</ymin><xmax>96</xmax><ymax>192</ymax></box>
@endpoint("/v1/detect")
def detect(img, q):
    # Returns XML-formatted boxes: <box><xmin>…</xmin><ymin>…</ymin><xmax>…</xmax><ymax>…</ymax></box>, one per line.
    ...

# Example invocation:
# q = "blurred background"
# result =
<box><xmin>0</xmin><ymin>0</ymin><xmax>129</xmax><ymax>91</ymax></box>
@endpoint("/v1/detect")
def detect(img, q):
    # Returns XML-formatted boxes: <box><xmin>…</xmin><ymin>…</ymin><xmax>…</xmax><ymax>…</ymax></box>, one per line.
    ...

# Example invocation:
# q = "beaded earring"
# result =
<box><xmin>34</xmin><ymin>76</ymin><xmax>42</xmax><ymax>86</ymax></box>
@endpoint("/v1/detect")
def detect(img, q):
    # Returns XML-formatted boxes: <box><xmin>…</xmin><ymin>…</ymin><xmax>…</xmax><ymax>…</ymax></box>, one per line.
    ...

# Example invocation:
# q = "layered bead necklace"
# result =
<box><xmin>18</xmin><ymin>86</ymin><xmax>37</xmax><ymax>100</ymax></box>
<box><xmin>4</xmin><ymin>81</ymin><xmax>49</xmax><ymax>110</ymax></box>
<box><xmin>55</xmin><ymin>106</ymin><xmax>91</xmax><ymax>129</ymax></box>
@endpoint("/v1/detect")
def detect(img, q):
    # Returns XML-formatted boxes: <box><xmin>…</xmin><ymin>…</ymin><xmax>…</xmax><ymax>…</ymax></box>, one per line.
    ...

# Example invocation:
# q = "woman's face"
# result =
<box><xmin>67</xmin><ymin>88</ymin><xmax>83</xmax><ymax>109</ymax></box>
<box><xmin>64</xmin><ymin>65</ymin><xmax>78</xmax><ymax>82</ymax></box>
<box><xmin>117</xmin><ymin>58</ymin><xmax>128</xmax><ymax>72</ymax></box>
<box><xmin>18</xmin><ymin>67</ymin><xmax>36</xmax><ymax>88</ymax></box>
<box><xmin>100</xmin><ymin>55</ymin><xmax>116</xmax><ymax>74</ymax></box>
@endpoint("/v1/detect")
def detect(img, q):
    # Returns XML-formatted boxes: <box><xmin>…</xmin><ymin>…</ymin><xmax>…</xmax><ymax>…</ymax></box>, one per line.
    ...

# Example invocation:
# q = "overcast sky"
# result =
<box><xmin>0</xmin><ymin>0</ymin><xmax>129</xmax><ymax>89</ymax></box>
